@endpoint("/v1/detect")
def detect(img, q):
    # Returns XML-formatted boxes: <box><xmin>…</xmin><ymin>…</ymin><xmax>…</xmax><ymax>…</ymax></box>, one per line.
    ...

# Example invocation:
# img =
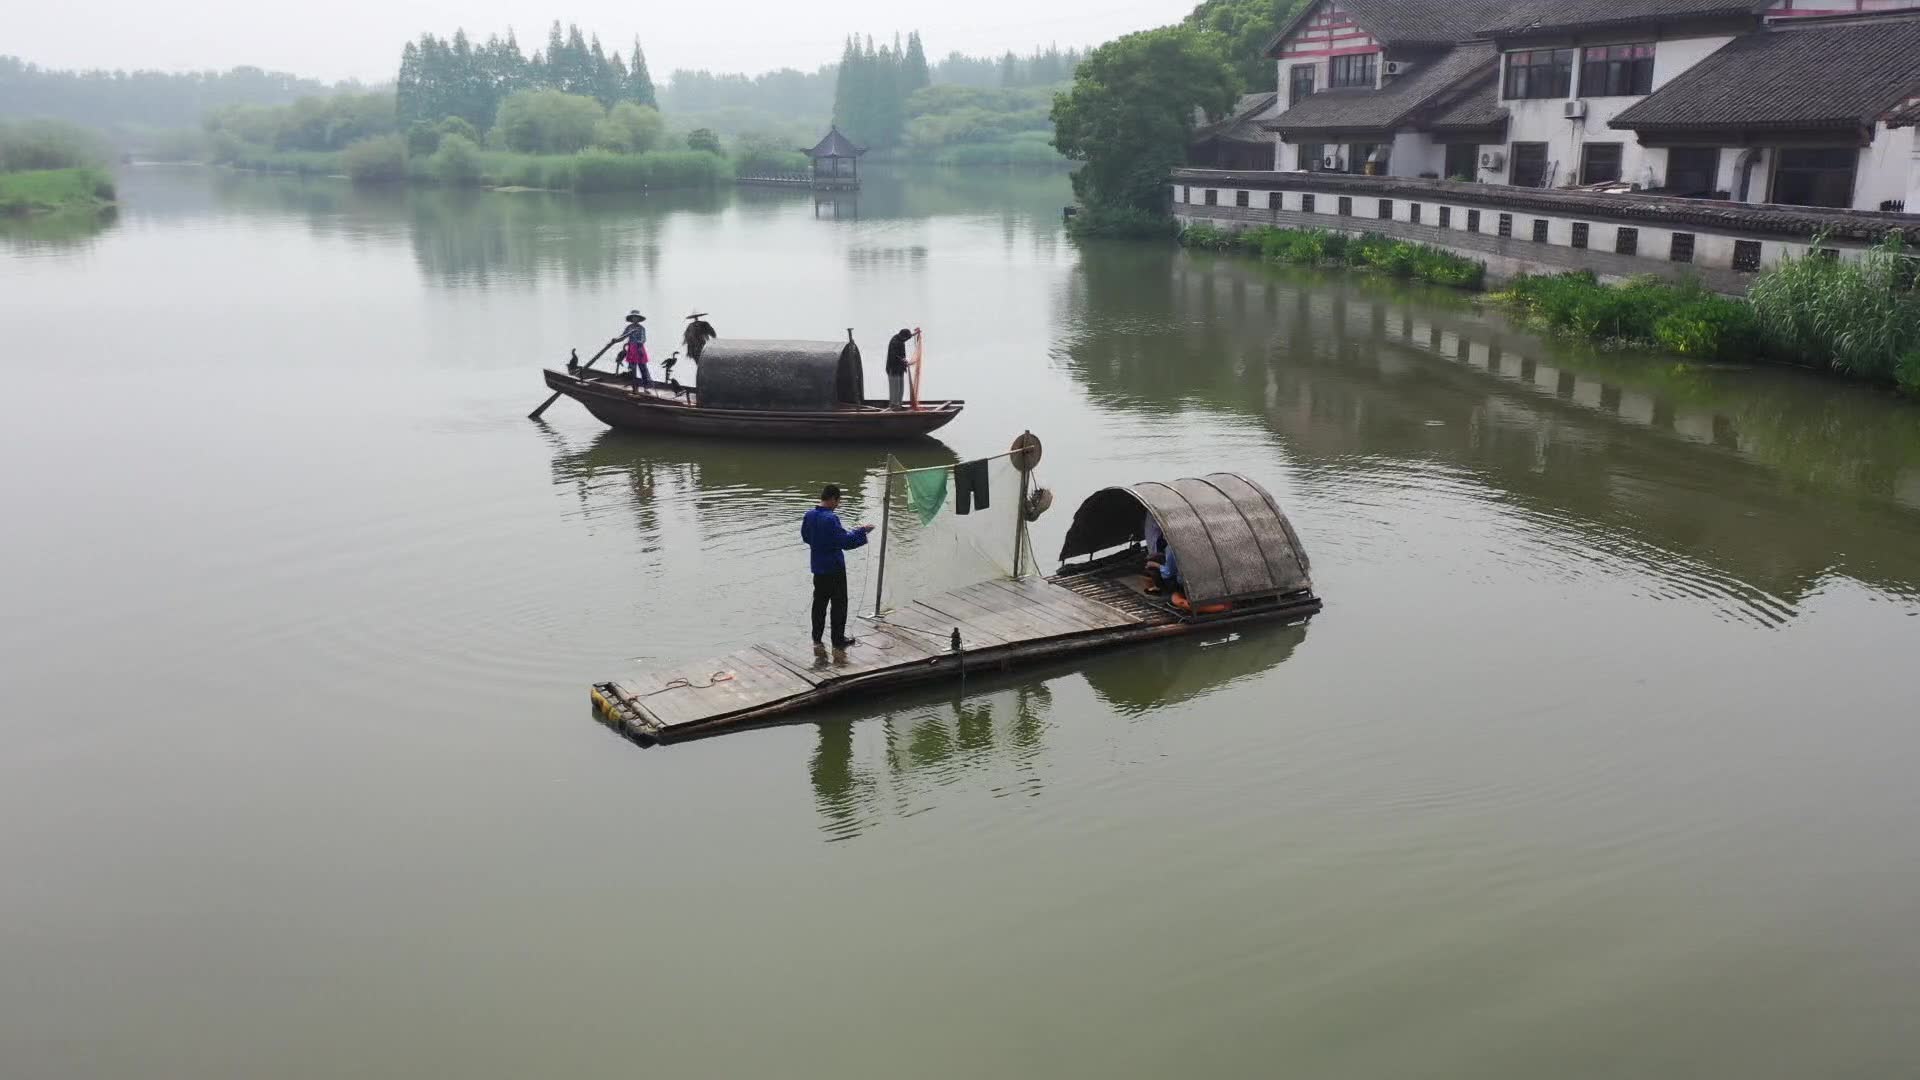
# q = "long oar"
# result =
<box><xmin>529</xmin><ymin>339</ymin><xmax>617</xmax><ymax>421</ymax></box>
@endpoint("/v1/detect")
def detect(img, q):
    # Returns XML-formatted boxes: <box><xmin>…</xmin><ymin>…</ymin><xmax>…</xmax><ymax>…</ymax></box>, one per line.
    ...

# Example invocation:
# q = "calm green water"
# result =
<box><xmin>4</xmin><ymin>165</ymin><xmax>1920</xmax><ymax>1078</ymax></box>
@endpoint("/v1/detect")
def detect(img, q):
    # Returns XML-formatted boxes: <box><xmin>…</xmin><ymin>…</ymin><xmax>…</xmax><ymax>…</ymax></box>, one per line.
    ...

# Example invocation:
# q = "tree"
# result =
<box><xmin>1185</xmin><ymin>0</ymin><xmax>1309</xmax><ymax>90</ymax></box>
<box><xmin>1050</xmin><ymin>26</ymin><xmax>1238</xmax><ymax>213</ymax></box>
<box><xmin>686</xmin><ymin>127</ymin><xmax>721</xmax><ymax>153</ymax></box>
<box><xmin>903</xmin><ymin>32</ymin><xmax>931</xmax><ymax>93</ymax></box>
<box><xmin>396</xmin><ymin>42</ymin><xmax>423</xmax><ymax>123</ymax></box>
<box><xmin>592</xmin><ymin>101</ymin><xmax>663</xmax><ymax>152</ymax></box>
<box><xmin>342</xmin><ymin>133</ymin><xmax>407</xmax><ymax>182</ymax></box>
<box><xmin>430</xmin><ymin>132</ymin><xmax>483</xmax><ymax>184</ymax></box>
<box><xmin>628</xmin><ymin>39</ymin><xmax>657</xmax><ymax>108</ymax></box>
<box><xmin>494</xmin><ymin>88</ymin><xmax>603</xmax><ymax>153</ymax></box>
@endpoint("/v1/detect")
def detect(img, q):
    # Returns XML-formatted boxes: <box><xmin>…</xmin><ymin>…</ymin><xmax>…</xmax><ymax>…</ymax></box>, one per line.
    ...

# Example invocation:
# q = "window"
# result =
<box><xmin>1467</xmin><ymin>209</ymin><xmax>1481</xmax><ymax>233</ymax></box>
<box><xmin>1666</xmin><ymin>148</ymin><xmax>1720</xmax><ymax>196</ymax></box>
<box><xmin>1410</xmin><ymin>202</ymin><xmax>1422</xmax><ymax>223</ymax></box>
<box><xmin>1444</xmin><ymin>143</ymin><xmax>1478</xmax><ymax>180</ymax></box>
<box><xmin>1498</xmin><ymin>213</ymin><xmax>1513</xmax><ymax>238</ymax></box>
<box><xmin>1572</xmin><ymin>222</ymin><xmax>1589</xmax><ymax>249</ymax></box>
<box><xmin>1511</xmin><ymin>142</ymin><xmax>1549</xmax><ymax>189</ymax></box>
<box><xmin>1532</xmin><ymin>218</ymin><xmax>1549</xmax><ymax>242</ymax></box>
<box><xmin>1299</xmin><ymin>142</ymin><xmax>1324</xmax><ymax>171</ymax></box>
<box><xmin>1615</xmin><ymin>227</ymin><xmax>1638</xmax><ymax>255</ymax></box>
<box><xmin>1205</xmin><ymin>189</ymin><xmax>1218</xmax><ymax>205</ymax></box>
<box><xmin>1581</xmin><ymin>43</ymin><xmax>1655</xmax><ymax>97</ymax></box>
<box><xmin>1302</xmin><ymin>194</ymin><xmax>1315</xmax><ymax>213</ymax></box>
<box><xmin>1181</xmin><ymin>185</ymin><xmax>1191</xmax><ymax>203</ymax></box>
<box><xmin>1338</xmin><ymin>196</ymin><xmax>1352</xmax><ymax>216</ymax></box>
<box><xmin>1236</xmin><ymin>190</ymin><xmax>1249</xmax><ymax>208</ymax></box>
<box><xmin>1503</xmin><ymin>49</ymin><xmax>1573</xmax><ymax>100</ymax></box>
<box><xmin>1269</xmin><ymin>191</ymin><xmax>1283</xmax><ymax>210</ymax></box>
<box><xmin>1378</xmin><ymin>199</ymin><xmax>1394</xmax><ymax>219</ymax></box>
<box><xmin>1580</xmin><ymin>143</ymin><xmax>1623</xmax><ymax>185</ymax></box>
<box><xmin>1771</xmin><ymin>147</ymin><xmax>1857</xmax><ymax>209</ymax></box>
<box><xmin>1671</xmin><ymin>232</ymin><xmax>1695</xmax><ymax>263</ymax></box>
<box><xmin>1439</xmin><ymin>206</ymin><xmax>1452</xmax><ymax>228</ymax></box>
<box><xmin>1346</xmin><ymin>143</ymin><xmax>1381</xmax><ymax>174</ymax></box>
<box><xmin>1329</xmin><ymin>52</ymin><xmax>1378</xmax><ymax>89</ymax></box>
<box><xmin>1290</xmin><ymin>64</ymin><xmax>1317</xmax><ymax>106</ymax></box>
<box><xmin>1733</xmin><ymin>240</ymin><xmax>1762</xmax><ymax>272</ymax></box>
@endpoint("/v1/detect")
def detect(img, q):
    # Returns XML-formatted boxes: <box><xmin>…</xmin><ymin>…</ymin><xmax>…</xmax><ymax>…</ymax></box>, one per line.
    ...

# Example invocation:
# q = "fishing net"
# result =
<box><xmin>876</xmin><ymin>454</ymin><xmax>1039</xmax><ymax>611</ymax></box>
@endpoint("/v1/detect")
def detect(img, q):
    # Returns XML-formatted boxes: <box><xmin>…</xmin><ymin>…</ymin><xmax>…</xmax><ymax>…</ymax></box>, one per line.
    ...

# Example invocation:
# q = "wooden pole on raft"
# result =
<box><xmin>529</xmin><ymin>338</ymin><xmax>618</xmax><ymax>420</ymax></box>
<box><xmin>872</xmin><ymin>459</ymin><xmax>895</xmax><ymax>616</ymax></box>
<box><xmin>1008</xmin><ymin>431</ymin><xmax>1042</xmax><ymax>580</ymax></box>
<box><xmin>909</xmin><ymin>328</ymin><xmax>923</xmax><ymax>410</ymax></box>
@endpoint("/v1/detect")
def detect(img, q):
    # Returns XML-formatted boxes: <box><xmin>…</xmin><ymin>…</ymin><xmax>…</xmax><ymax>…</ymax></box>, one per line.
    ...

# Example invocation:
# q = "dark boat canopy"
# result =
<box><xmin>695</xmin><ymin>338</ymin><xmax>864</xmax><ymax>411</ymax></box>
<box><xmin>1058</xmin><ymin>472</ymin><xmax>1312</xmax><ymax>604</ymax></box>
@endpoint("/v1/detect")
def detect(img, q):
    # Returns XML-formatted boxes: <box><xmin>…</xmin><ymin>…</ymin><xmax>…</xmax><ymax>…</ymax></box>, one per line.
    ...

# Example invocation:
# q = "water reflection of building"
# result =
<box><xmin>1059</xmin><ymin>245</ymin><xmax>1920</xmax><ymax>618</ymax></box>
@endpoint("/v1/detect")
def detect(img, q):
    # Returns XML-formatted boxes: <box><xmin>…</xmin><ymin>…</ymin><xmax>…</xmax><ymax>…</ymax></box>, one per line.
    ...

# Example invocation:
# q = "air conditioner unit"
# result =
<box><xmin>1480</xmin><ymin>150</ymin><xmax>1506</xmax><ymax>171</ymax></box>
<box><xmin>1563</xmin><ymin>99</ymin><xmax>1588</xmax><ymax>119</ymax></box>
<box><xmin>1384</xmin><ymin>60</ymin><xmax>1415</xmax><ymax>77</ymax></box>
<box><xmin>1322</xmin><ymin>155</ymin><xmax>1342</xmax><ymax>170</ymax></box>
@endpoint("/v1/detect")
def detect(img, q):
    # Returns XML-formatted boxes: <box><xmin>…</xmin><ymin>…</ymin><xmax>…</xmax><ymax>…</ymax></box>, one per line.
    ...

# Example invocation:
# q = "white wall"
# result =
<box><xmin>1909</xmin><ymin>134</ymin><xmax>1920</xmax><ymax>210</ymax></box>
<box><xmin>1500</xmin><ymin>34</ymin><xmax>1736</xmax><ymax>189</ymax></box>
<box><xmin>1857</xmin><ymin>124</ymin><xmax>1917</xmax><ymax>210</ymax></box>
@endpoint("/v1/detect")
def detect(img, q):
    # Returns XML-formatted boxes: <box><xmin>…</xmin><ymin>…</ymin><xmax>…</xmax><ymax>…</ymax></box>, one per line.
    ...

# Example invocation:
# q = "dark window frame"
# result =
<box><xmin>1770</xmin><ymin>147</ymin><xmax>1857</xmax><ymax>209</ymax></box>
<box><xmin>1236</xmin><ymin>189</ymin><xmax>1250</xmax><ymax>208</ymax></box>
<box><xmin>1670</xmin><ymin>232</ymin><xmax>1695</xmax><ymax>263</ymax></box>
<box><xmin>1439</xmin><ymin>206</ymin><xmax>1451</xmax><ymax>228</ymax></box>
<box><xmin>1338</xmin><ymin>196</ymin><xmax>1352</xmax><ymax>216</ymax></box>
<box><xmin>1302</xmin><ymin>193</ymin><xmax>1315</xmax><ymax>213</ymax></box>
<box><xmin>1467</xmin><ymin>209</ymin><xmax>1481</xmax><ymax>233</ymax></box>
<box><xmin>1665</xmin><ymin>147</ymin><xmax>1720</xmax><ymax>196</ymax></box>
<box><xmin>1268</xmin><ymin>191</ymin><xmax>1283</xmax><ymax>211</ymax></box>
<box><xmin>1532</xmin><ymin>218</ymin><xmax>1549</xmax><ymax>242</ymax></box>
<box><xmin>1204</xmin><ymin>188</ymin><xmax>1218</xmax><ymax>206</ymax></box>
<box><xmin>1511</xmin><ymin>142</ymin><xmax>1549</xmax><ymax>189</ymax></box>
<box><xmin>1615</xmin><ymin>227</ymin><xmax>1638</xmax><ymax>255</ymax></box>
<box><xmin>1732</xmin><ymin>239</ymin><xmax>1762</xmax><ymax>272</ymax></box>
<box><xmin>1498</xmin><ymin>213</ymin><xmax>1513</xmax><ymax>238</ymax></box>
<box><xmin>1572</xmin><ymin>222</ymin><xmax>1589</xmax><ymax>249</ymax></box>
<box><xmin>1378</xmin><ymin>199</ymin><xmax>1394</xmax><ymax>220</ymax></box>
<box><xmin>1580</xmin><ymin>142</ymin><xmax>1624</xmax><ymax>186</ymax></box>
<box><xmin>1503</xmin><ymin>49</ymin><xmax>1574</xmax><ymax>100</ymax></box>
<box><xmin>1410</xmin><ymin>202</ymin><xmax>1422</xmax><ymax>223</ymax></box>
<box><xmin>1580</xmin><ymin>43</ymin><xmax>1655</xmax><ymax>98</ymax></box>
<box><xmin>1329</xmin><ymin>52</ymin><xmax>1379</xmax><ymax>89</ymax></box>
<box><xmin>1289</xmin><ymin>64</ymin><xmax>1317</xmax><ymax>106</ymax></box>
<box><xmin>1444</xmin><ymin>143</ymin><xmax>1478</xmax><ymax>180</ymax></box>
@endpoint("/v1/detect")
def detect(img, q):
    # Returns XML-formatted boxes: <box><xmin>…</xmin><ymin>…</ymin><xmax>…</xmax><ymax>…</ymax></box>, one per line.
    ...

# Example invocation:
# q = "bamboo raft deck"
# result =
<box><xmin>590</xmin><ymin>573</ymin><xmax>1319</xmax><ymax>745</ymax></box>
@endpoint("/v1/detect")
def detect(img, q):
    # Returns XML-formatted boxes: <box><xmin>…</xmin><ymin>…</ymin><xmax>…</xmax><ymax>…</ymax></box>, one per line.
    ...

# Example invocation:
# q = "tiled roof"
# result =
<box><xmin>804</xmin><ymin>127</ymin><xmax>864</xmax><ymax>158</ymax></box>
<box><xmin>1267</xmin><ymin>42</ymin><xmax>1497</xmax><ymax>135</ymax></box>
<box><xmin>1611</xmin><ymin>17</ymin><xmax>1920</xmax><ymax>130</ymax></box>
<box><xmin>1266</xmin><ymin>0</ymin><xmax>1515</xmax><ymax>52</ymax></box>
<box><xmin>1196</xmin><ymin>92</ymin><xmax>1281</xmax><ymax>144</ymax></box>
<box><xmin>1477</xmin><ymin>0</ymin><xmax>1766</xmax><ymax>38</ymax></box>
<box><xmin>1421</xmin><ymin>76</ymin><xmax>1507</xmax><ymax>132</ymax></box>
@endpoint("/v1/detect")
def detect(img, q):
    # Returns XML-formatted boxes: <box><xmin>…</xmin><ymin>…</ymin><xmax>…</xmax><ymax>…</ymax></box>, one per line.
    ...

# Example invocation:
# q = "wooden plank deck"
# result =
<box><xmin>592</xmin><ymin>575</ymin><xmax>1155</xmax><ymax>742</ymax></box>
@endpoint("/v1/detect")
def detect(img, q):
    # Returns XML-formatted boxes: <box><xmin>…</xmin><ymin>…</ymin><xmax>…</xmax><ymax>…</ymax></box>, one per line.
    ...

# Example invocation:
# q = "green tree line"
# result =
<box><xmin>395</xmin><ymin>22</ymin><xmax>655</xmax><ymax>132</ymax></box>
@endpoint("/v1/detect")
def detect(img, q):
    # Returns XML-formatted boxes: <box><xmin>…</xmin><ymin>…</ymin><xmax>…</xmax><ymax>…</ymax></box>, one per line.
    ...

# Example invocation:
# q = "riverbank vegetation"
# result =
<box><xmin>1181</xmin><ymin>223</ymin><xmax>1487</xmax><ymax>288</ymax></box>
<box><xmin>0</xmin><ymin>120</ymin><xmax>115</xmax><ymax>215</ymax></box>
<box><xmin>1493</xmin><ymin>237</ymin><xmax>1920</xmax><ymax>392</ymax></box>
<box><xmin>1052</xmin><ymin>27</ymin><xmax>1238</xmax><ymax>234</ymax></box>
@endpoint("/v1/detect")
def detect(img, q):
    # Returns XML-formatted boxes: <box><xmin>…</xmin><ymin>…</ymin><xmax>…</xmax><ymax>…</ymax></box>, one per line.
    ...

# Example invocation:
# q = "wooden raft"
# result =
<box><xmin>591</xmin><ymin>576</ymin><xmax>1171</xmax><ymax>744</ymax></box>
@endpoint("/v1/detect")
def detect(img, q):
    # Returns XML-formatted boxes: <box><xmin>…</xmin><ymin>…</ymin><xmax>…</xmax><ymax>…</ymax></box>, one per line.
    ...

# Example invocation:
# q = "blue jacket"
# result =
<box><xmin>801</xmin><ymin>506</ymin><xmax>868</xmax><ymax>574</ymax></box>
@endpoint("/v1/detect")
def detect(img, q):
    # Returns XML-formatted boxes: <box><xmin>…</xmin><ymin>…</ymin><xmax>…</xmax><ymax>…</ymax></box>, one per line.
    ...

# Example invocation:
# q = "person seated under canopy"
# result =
<box><xmin>1141</xmin><ymin>513</ymin><xmax>1180</xmax><ymax>596</ymax></box>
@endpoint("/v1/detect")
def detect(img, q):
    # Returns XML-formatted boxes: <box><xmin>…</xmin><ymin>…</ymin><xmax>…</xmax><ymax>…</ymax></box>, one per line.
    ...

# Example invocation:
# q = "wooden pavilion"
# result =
<box><xmin>803</xmin><ymin>126</ymin><xmax>865</xmax><ymax>191</ymax></box>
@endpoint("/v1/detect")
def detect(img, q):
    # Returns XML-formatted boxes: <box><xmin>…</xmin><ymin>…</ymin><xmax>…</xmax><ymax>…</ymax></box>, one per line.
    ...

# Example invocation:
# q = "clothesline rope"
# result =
<box><xmin>886</xmin><ymin>449</ymin><xmax>1020</xmax><ymax>477</ymax></box>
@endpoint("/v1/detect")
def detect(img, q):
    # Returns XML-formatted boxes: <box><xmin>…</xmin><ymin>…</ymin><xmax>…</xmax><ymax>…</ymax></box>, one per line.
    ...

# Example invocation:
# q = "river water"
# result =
<box><xmin>4</xmin><ymin>164</ymin><xmax>1919</xmax><ymax>1078</ymax></box>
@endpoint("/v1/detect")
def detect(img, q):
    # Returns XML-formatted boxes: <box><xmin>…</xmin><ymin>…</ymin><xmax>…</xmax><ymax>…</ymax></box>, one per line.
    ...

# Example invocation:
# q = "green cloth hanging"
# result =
<box><xmin>904</xmin><ymin>466</ymin><xmax>948</xmax><ymax>526</ymax></box>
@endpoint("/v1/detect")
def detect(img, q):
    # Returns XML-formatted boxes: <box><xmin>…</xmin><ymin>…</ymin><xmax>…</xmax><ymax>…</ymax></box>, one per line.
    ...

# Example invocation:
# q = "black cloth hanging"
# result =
<box><xmin>953</xmin><ymin>459</ymin><xmax>991</xmax><ymax>515</ymax></box>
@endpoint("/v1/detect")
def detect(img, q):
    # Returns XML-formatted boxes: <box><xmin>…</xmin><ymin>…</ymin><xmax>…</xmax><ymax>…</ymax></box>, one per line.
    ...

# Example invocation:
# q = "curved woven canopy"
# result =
<box><xmin>695</xmin><ymin>339</ymin><xmax>862</xmax><ymax>410</ymax></box>
<box><xmin>1057</xmin><ymin>472</ymin><xmax>1312</xmax><ymax>604</ymax></box>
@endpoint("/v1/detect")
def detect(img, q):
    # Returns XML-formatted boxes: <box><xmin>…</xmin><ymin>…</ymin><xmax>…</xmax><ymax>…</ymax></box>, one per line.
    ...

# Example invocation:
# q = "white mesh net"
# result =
<box><xmin>876</xmin><ymin>455</ymin><xmax>1038</xmax><ymax>611</ymax></box>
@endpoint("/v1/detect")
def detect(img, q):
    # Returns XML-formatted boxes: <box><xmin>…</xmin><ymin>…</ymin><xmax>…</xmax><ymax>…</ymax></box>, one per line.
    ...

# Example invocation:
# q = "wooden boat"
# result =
<box><xmin>542</xmin><ymin>337</ymin><xmax>963</xmax><ymax>441</ymax></box>
<box><xmin>589</xmin><ymin>471</ymin><xmax>1320</xmax><ymax>745</ymax></box>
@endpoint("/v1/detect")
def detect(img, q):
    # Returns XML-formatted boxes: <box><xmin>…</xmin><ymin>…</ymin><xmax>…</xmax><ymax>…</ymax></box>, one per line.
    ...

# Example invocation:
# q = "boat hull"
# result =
<box><xmin>542</xmin><ymin>369</ymin><xmax>962</xmax><ymax>440</ymax></box>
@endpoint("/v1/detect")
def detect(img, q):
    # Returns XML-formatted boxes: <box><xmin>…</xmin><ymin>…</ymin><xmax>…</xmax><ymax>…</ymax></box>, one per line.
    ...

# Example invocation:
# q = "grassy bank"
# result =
<box><xmin>1180</xmin><ymin>223</ymin><xmax>1486</xmax><ymax>289</ymax></box>
<box><xmin>1496</xmin><ymin>236</ymin><xmax>1920</xmax><ymax>393</ymax></box>
<box><xmin>220</xmin><ymin>141</ymin><xmax>729</xmax><ymax>192</ymax></box>
<box><xmin>0</xmin><ymin>167</ymin><xmax>116</xmax><ymax>215</ymax></box>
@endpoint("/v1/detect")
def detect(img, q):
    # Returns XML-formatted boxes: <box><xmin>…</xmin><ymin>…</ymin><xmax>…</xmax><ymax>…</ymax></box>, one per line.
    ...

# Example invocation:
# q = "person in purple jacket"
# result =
<box><xmin>800</xmin><ymin>485</ymin><xmax>873</xmax><ymax>650</ymax></box>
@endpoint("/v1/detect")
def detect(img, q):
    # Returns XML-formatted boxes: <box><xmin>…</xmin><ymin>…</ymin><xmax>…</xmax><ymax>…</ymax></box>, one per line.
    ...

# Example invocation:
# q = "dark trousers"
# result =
<box><xmin>811</xmin><ymin>569</ymin><xmax>849</xmax><ymax>644</ymax></box>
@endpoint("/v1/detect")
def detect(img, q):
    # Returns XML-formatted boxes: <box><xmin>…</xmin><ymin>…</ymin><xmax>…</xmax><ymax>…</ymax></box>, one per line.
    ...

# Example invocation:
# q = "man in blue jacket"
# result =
<box><xmin>801</xmin><ymin>485</ymin><xmax>873</xmax><ymax>650</ymax></box>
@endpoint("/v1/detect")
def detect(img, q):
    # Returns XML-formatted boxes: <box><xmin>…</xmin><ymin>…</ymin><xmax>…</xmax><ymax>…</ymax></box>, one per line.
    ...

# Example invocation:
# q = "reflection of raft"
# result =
<box><xmin>589</xmin><ymin>472</ymin><xmax>1321</xmax><ymax>746</ymax></box>
<box><xmin>543</xmin><ymin>338</ymin><xmax>963</xmax><ymax>441</ymax></box>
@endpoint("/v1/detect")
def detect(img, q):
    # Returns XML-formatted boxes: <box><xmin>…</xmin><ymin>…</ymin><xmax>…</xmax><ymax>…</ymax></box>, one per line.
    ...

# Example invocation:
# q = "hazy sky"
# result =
<box><xmin>13</xmin><ymin>0</ymin><xmax>1198</xmax><ymax>83</ymax></box>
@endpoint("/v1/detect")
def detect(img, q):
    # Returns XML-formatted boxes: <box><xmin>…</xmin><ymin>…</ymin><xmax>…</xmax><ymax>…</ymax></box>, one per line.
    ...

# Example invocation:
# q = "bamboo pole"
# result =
<box><xmin>873</xmin><ymin>459</ymin><xmax>895</xmax><ymax>616</ymax></box>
